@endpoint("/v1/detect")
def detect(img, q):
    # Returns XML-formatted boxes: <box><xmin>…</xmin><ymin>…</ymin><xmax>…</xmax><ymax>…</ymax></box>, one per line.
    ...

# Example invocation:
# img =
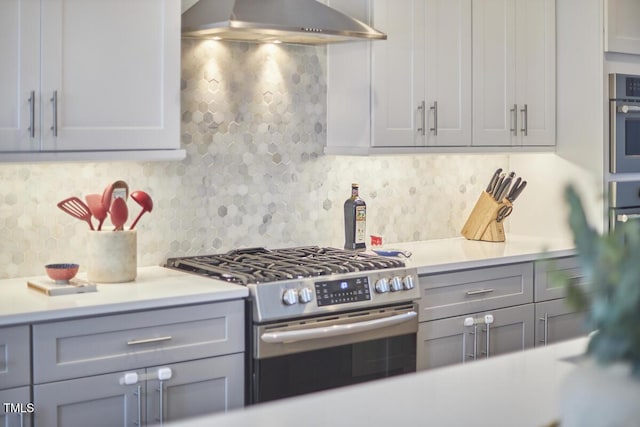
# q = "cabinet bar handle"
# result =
<box><xmin>135</xmin><ymin>385</ymin><xmax>142</xmax><ymax>426</ymax></box>
<box><xmin>520</xmin><ymin>104</ymin><xmax>528</xmax><ymax>136</ymax></box>
<box><xmin>158</xmin><ymin>383</ymin><xmax>165</xmax><ymax>425</ymax></box>
<box><xmin>50</xmin><ymin>91</ymin><xmax>58</xmax><ymax>137</ymax></box>
<box><xmin>156</xmin><ymin>367</ymin><xmax>172</xmax><ymax>425</ymax></box>
<box><xmin>127</xmin><ymin>336</ymin><xmax>172</xmax><ymax>346</ymax></box>
<box><xmin>417</xmin><ymin>101</ymin><xmax>426</xmax><ymax>136</ymax></box>
<box><xmin>539</xmin><ymin>313</ymin><xmax>548</xmax><ymax>345</ymax></box>
<box><xmin>28</xmin><ymin>91</ymin><xmax>35</xmax><ymax>139</ymax></box>
<box><xmin>510</xmin><ymin>104</ymin><xmax>517</xmax><ymax>135</ymax></box>
<box><xmin>462</xmin><ymin>317</ymin><xmax>476</xmax><ymax>363</ymax></box>
<box><xmin>466</xmin><ymin>288</ymin><xmax>494</xmax><ymax>296</ymax></box>
<box><xmin>430</xmin><ymin>101</ymin><xmax>438</xmax><ymax>136</ymax></box>
<box><xmin>472</xmin><ymin>324</ymin><xmax>478</xmax><ymax>360</ymax></box>
<box><xmin>483</xmin><ymin>315</ymin><xmax>494</xmax><ymax>358</ymax></box>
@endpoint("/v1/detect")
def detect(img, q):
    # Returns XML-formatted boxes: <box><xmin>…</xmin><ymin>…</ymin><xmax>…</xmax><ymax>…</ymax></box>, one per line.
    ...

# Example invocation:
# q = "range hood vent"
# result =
<box><xmin>182</xmin><ymin>0</ymin><xmax>386</xmax><ymax>45</ymax></box>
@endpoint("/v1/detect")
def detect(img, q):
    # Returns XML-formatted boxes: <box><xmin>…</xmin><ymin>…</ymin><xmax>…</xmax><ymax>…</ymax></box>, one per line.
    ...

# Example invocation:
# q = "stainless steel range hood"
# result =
<box><xmin>181</xmin><ymin>0</ymin><xmax>386</xmax><ymax>45</ymax></box>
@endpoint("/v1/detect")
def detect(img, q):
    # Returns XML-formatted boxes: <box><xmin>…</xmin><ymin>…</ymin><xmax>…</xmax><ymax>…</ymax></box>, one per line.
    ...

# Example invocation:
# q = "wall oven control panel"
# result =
<box><xmin>315</xmin><ymin>276</ymin><xmax>371</xmax><ymax>306</ymax></box>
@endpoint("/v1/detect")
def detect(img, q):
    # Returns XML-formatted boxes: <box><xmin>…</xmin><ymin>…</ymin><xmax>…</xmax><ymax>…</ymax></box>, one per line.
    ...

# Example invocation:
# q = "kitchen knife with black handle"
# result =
<box><xmin>507</xmin><ymin>180</ymin><xmax>527</xmax><ymax>203</ymax></box>
<box><xmin>495</xmin><ymin>172</ymin><xmax>516</xmax><ymax>201</ymax></box>
<box><xmin>485</xmin><ymin>168</ymin><xmax>503</xmax><ymax>193</ymax></box>
<box><xmin>491</xmin><ymin>173</ymin><xmax>506</xmax><ymax>199</ymax></box>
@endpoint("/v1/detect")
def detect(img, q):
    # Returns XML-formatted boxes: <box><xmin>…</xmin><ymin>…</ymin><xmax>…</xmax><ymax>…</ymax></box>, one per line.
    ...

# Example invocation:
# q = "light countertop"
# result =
<box><xmin>169</xmin><ymin>337</ymin><xmax>589</xmax><ymax>427</ymax></box>
<box><xmin>375</xmin><ymin>234</ymin><xmax>575</xmax><ymax>274</ymax></box>
<box><xmin>0</xmin><ymin>266</ymin><xmax>248</xmax><ymax>326</ymax></box>
<box><xmin>0</xmin><ymin>235</ymin><xmax>575</xmax><ymax>326</ymax></box>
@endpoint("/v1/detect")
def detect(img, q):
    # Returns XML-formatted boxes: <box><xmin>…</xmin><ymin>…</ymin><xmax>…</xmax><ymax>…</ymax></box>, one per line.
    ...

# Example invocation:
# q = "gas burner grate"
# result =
<box><xmin>166</xmin><ymin>246</ymin><xmax>405</xmax><ymax>285</ymax></box>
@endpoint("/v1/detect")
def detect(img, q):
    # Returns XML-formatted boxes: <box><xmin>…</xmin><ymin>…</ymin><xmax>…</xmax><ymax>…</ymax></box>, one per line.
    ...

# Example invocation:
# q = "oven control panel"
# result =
<box><xmin>315</xmin><ymin>276</ymin><xmax>371</xmax><ymax>306</ymax></box>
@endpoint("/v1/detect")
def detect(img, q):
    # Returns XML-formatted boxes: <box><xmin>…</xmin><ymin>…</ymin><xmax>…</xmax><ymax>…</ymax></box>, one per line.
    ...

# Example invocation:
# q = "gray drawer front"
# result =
<box><xmin>0</xmin><ymin>325</ymin><xmax>30</xmax><ymax>390</ymax></box>
<box><xmin>534</xmin><ymin>256</ymin><xmax>584</xmax><ymax>302</ymax></box>
<box><xmin>418</xmin><ymin>263</ymin><xmax>534</xmax><ymax>321</ymax></box>
<box><xmin>33</xmin><ymin>300</ymin><xmax>244</xmax><ymax>384</ymax></box>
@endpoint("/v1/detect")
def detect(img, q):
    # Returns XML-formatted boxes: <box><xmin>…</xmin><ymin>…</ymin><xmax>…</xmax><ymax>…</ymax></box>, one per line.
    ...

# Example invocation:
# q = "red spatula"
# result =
<box><xmin>57</xmin><ymin>197</ymin><xmax>94</xmax><ymax>230</ymax></box>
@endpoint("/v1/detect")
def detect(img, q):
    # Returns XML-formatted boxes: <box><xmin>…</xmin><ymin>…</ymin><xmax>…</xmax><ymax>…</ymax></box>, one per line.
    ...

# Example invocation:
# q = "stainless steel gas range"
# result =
<box><xmin>166</xmin><ymin>246</ymin><xmax>420</xmax><ymax>404</ymax></box>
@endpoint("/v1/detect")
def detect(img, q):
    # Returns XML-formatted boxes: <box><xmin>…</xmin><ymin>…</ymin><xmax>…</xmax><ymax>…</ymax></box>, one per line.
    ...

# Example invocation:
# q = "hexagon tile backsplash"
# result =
<box><xmin>0</xmin><ymin>40</ymin><xmax>507</xmax><ymax>279</ymax></box>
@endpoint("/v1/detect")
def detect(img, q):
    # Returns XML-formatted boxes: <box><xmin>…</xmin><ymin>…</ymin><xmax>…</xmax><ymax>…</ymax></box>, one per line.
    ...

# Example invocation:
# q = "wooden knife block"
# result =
<box><xmin>461</xmin><ymin>191</ymin><xmax>513</xmax><ymax>242</ymax></box>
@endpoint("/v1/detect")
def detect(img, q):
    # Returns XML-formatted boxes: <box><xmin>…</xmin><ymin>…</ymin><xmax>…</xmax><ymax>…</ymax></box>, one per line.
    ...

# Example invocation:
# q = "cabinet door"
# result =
<box><xmin>480</xmin><ymin>304</ymin><xmax>535</xmax><ymax>358</ymax></box>
<box><xmin>472</xmin><ymin>0</ymin><xmax>517</xmax><ymax>146</ymax></box>
<box><xmin>147</xmin><ymin>354</ymin><xmax>244</xmax><ymax>424</ymax></box>
<box><xmin>33</xmin><ymin>370</ymin><xmax>144</xmax><ymax>427</ymax></box>
<box><xmin>417</xmin><ymin>316</ymin><xmax>469</xmax><ymax>371</ymax></box>
<box><xmin>514</xmin><ymin>0</ymin><xmax>555</xmax><ymax>146</ymax></box>
<box><xmin>371</xmin><ymin>0</ymin><xmax>425</xmax><ymax>147</ymax></box>
<box><xmin>418</xmin><ymin>304</ymin><xmax>534</xmax><ymax>371</ymax></box>
<box><xmin>0</xmin><ymin>325</ymin><xmax>30</xmax><ymax>390</ymax></box>
<box><xmin>605</xmin><ymin>0</ymin><xmax>640</xmax><ymax>54</ymax></box>
<box><xmin>424</xmin><ymin>0</ymin><xmax>471</xmax><ymax>147</ymax></box>
<box><xmin>473</xmin><ymin>0</ymin><xmax>555</xmax><ymax>147</ymax></box>
<box><xmin>40</xmin><ymin>0</ymin><xmax>179</xmax><ymax>151</ymax></box>
<box><xmin>0</xmin><ymin>0</ymin><xmax>40</xmax><ymax>151</ymax></box>
<box><xmin>0</xmin><ymin>387</ymin><xmax>32</xmax><ymax>427</ymax></box>
<box><xmin>535</xmin><ymin>299</ymin><xmax>588</xmax><ymax>347</ymax></box>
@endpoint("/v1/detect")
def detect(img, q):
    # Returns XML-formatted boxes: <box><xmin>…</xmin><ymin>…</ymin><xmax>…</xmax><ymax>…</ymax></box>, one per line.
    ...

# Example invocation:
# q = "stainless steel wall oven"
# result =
<box><xmin>610</xmin><ymin>73</ymin><xmax>640</xmax><ymax>173</ymax></box>
<box><xmin>609</xmin><ymin>181</ymin><xmax>640</xmax><ymax>230</ymax></box>
<box><xmin>166</xmin><ymin>247</ymin><xmax>420</xmax><ymax>404</ymax></box>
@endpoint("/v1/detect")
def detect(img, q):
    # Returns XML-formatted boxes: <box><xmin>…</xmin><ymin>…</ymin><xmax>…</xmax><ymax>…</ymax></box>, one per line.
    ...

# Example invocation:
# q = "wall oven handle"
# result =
<box><xmin>617</xmin><ymin>213</ymin><xmax>640</xmax><ymax>223</ymax></box>
<box><xmin>618</xmin><ymin>105</ymin><xmax>640</xmax><ymax>113</ymax></box>
<box><xmin>260</xmin><ymin>311</ymin><xmax>417</xmax><ymax>344</ymax></box>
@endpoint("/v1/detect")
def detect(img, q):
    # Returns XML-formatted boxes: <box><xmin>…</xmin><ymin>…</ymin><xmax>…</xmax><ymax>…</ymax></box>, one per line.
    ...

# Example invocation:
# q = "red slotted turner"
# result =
<box><xmin>57</xmin><ymin>197</ymin><xmax>95</xmax><ymax>230</ymax></box>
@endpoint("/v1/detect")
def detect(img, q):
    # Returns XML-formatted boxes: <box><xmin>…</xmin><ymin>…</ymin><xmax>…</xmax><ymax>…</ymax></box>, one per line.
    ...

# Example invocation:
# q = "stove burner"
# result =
<box><xmin>166</xmin><ymin>246</ymin><xmax>405</xmax><ymax>285</ymax></box>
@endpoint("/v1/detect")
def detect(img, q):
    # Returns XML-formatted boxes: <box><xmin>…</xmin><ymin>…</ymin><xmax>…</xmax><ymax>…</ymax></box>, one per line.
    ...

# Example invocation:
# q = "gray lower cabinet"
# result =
<box><xmin>33</xmin><ymin>354</ymin><xmax>243</xmax><ymax>427</ymax></box>
<box><xmin>417</xmin><ymin>304</ymin><xmax>535</xmax><ymax>371</ymax></box>
<box><xmin>0</xmin><ymin>387</ymin><xmax>32</xmax><ymax>427</ymax></box>
<box><xmin>534</xmin><ymin>299</ymin><xmax>588</xmax><ymax>347</ymax></box>
<box><xmin>417</xmin><ymin>256</ymin><xmax>587</xmax><ymax>372</ymax></box>
<box><xmin>31</xmin><ymin>300</ymin><xmax>244</xmax><ymax>426</ymax></box>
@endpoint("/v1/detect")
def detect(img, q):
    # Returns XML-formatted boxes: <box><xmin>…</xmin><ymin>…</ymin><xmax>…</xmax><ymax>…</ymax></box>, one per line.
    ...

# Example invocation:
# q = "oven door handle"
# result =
<box><xmin>618</xmin><ymin>104</ymin><xmax>640</xmax><ymax>114</ymax></box>
<box><xmin>260</xmin><ymin>311</ymin><xmax>418</xmax><ymax>344</ymax></box>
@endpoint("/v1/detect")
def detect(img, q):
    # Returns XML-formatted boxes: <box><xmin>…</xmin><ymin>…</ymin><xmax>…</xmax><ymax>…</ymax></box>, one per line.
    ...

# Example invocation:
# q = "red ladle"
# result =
<box><xmin>85</xmin><ymin>194</ymin><xmax>107</xmax><ymax>231</ymax></box>
<box><xmin>129</xmin><ymin>191</ymin><xmax>153</xmax><ymax>230</ymax></box>
<box><xmin>110</xmin><ymin>197</ymin><xmax>128</xmax><ymax>231</ymax></box>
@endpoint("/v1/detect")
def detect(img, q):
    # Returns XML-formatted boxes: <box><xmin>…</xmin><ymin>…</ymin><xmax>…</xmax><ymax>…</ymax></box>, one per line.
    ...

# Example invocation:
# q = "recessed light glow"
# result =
<box><xmin>212</xmin><ymin>36</ymin><xmax>222</xmax><ymax>41</ymax></box>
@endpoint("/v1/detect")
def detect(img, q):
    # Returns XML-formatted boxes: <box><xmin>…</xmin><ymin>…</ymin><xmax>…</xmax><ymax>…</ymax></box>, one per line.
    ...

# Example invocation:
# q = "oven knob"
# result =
<box><xmin>282</xmin><ymin>289</ymin><xmax>298</xmax><ymax>305</ymax></box>
<box><xmin>403</xmin><ymin>275</ymin><xmax>415</xmax><ymax>290</ymax></box>
<box><xmin>390</xmin><ymin>276</ymin><xmax>403</xmax><ymax>292</ymax></box>
<box><xmin>375</xmin><ymin>278</ymin><xmax>390</xmax><ymax>293</ymax></box>
<box><xmin>298</xmin><ymin>287</ymin><xmax>313</xmax><ymax>304</ymax></box>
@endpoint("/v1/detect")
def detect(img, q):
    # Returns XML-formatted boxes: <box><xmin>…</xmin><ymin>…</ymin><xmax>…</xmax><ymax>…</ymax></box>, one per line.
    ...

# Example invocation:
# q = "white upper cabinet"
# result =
<box><xmin>472</xmin><ymin>0</ymin><xmax>556</xmax><ymax>147</ymax></box>
<box><xmin>371</xmin><ymin>0</ymin><xmax>471</xmax><ymax>148</ymax></box>
<box><xmin>0</xmin><ymin>0</ymin><xmax>183</xmax><ymax>161</ymax></box>
<box><xmin>0</xmin><ymin>0</ymin><xmax>39</xmax><ymax>152</ymax></box>
<box><xmin>605</xmin><ymin>0</ymin><xmax>640</xmax><ymax>54</ymax></box>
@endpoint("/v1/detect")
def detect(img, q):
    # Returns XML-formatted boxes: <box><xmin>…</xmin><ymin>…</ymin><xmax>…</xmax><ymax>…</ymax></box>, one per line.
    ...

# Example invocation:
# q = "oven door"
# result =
<box><xmin>611</xmin><ymin>99</ymin><xmax>640</xmax><ymax>173</ymax></box>
<box><xmin>250</xmin><ymin>303</ymin><xmax>417</xmax><ymax>403</ymax></box>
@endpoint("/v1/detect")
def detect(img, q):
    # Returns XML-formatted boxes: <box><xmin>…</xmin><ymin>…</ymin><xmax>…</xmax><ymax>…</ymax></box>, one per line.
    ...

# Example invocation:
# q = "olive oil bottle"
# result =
<box><xmin>344</xmin><ymin>183</ymin><xmax>366</xmax><ymax>251</ymax></box>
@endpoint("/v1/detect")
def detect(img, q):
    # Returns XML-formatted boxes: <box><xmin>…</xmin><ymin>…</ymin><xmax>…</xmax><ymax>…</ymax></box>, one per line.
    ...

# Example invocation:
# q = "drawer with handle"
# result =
<box><xmin>418</xmin><ymin>263</ymin><xmax>534</xmax><ymax>321</ymax></box>
<box><xmin>32</xmin><ymin>300</ymin><xmax>244</xmax><ymax>384</ymax></box>
<box><xmin>534</xmin><ymin>256</ymin><xmax>584</xmax><ymax>302</ymax></box>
